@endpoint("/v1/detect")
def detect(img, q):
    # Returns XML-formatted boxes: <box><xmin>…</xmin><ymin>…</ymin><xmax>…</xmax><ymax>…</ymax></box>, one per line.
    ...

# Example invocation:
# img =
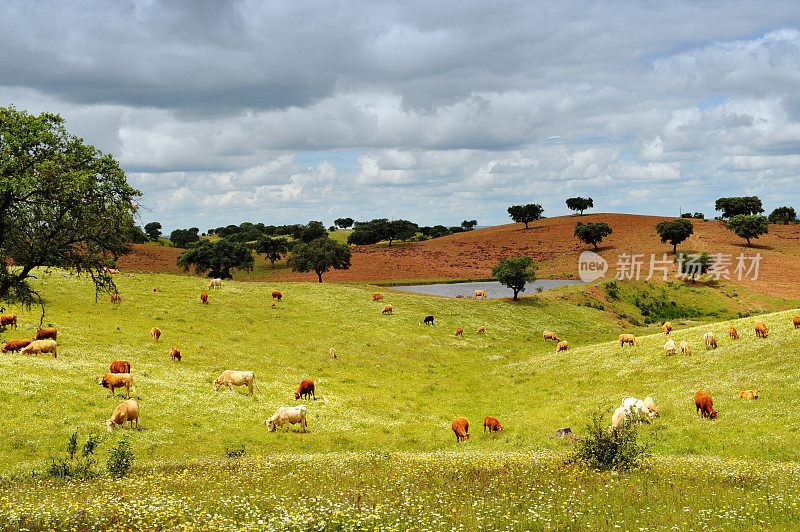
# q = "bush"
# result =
<box><xmin>107</xmin><ymin>434</ymin><xmax>134</xmax><ymax>478</ymax></box>
<box><xmin>570</xmin><ymin>409</ymin><xmax>649</xmax><ymax>470</ymax></box>
<box><xmin>47</xmin><ymin>431</ymin><xmax>100</xmax><ymax>479</ymax></box>
<box><xmin>225</xmin><ymin>444</ymin><xmax>246</xmax><ymax>458</ymax></box>
<box><xmin>603</xmin><ymin>280</ymin><xmax>620</xmax><ymax>300</ymax></box>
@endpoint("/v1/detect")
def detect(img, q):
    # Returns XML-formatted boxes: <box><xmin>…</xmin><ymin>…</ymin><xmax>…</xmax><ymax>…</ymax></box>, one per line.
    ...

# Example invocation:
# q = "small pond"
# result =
<box><xmin>391</xmin><ymin>279</ymin><xmax>584</xmax><ymax>299</ymax></box>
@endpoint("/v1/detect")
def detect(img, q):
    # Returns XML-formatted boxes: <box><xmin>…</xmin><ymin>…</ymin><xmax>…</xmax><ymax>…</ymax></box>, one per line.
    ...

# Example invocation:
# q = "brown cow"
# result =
<box><xmin>153</xmin><ymin>288</ymin><xmax>162</xmax><ymax>293</ymax></box>
<box><xmin>739</xmin><ymin>389</ymin><xmax>759</xmax><ymax>399</ymax></box>
<box><xmin>794</xmin><ymin>316</ymin><xmax>800</xmax><ymax>329</ymax></box>
<box><xmin>110</xmin><ymin>294</ymin><xmax>121</xmax><ymax>304</ymax></box>
<box><xmin>272</xmin><ymin>290</ymin><xmax>282</xmax><ymax>301</ymax></box>
<box><xmin>483</xmin><ymin>416</ymin><xmax>503</xmax><ymax>433</ymax></box>
<box><xmin>150</xmin><ymin>327</ymin><xmax>161</xmax><ymax>341</ymax></box>
<box><xmin>619</xmin><ymin>334</ymin><xmax>637</xmax><ymax>346</ymax></box>
<box><xmin>381</xmin><ymin>305</ymin><xmax>393</xmax><ymax>315</ymax></box>
<box><xmin>755</xmin><ymin>321</ymin><xmax>768</xmax><ymax>338</ymax></box>
<box><xmin>0</xmin><ymin>314</ymin><xmax>17</xmax><ymax>329</ymax></box>
<box><xmin>372</xmin><ymin>293</ymin><xmax>383</xmax><ymax>301</ymax></box>
<box><xmin>452</xmin><ymin>417</ymin><xmax>470</xmax><ymax>442</ymax></box>
<box><xmin>694</xmin><ymin>390</ymin><xmax>718</xmax><ymax>419</ymax></box>
<box><xmin>35</xmin><ymin>327</ymin><xmax>57</xmax><ymax>341</ymax></box>
<box><xmin>170</xmin><ymin>347</ymin><xmax>181</xmax><ymax>362</ymax></box>
<box><xmin>97</xmin><ymin>373</ymin><xmax>132</xmax><ymax>399</ymax></box>
<box><xmin>455</xmin><ymin>327</ymin><xmax>463</xmax><ymax>336</ymax></box>
<box><xmin>1</xmin><ymin>339</ymin><xmax>31</xmax><ymax>353</ymax></box>
<box><xmin>542</xmin><ymin>331</ymin><xmax>559</xmax><ymax>342</ymax></box>
<box><xmin>556</xmin><ymin>340</ymin><xmax>568</xmax><ymax>353</ymax></box>
<box><xmin>200</xmin><ymin>292</ymin><xmax>209</xmax><ymax>304</ymax></box>
<box><xmin>729</xmin><ymin>326</ymin><xmax>739</xmax><ymax>339</ymax></box>
<box><xmin>294</xmin><ymin>379</ymin><xmax>315</xmax><ymax>400</ymax></box>
<box><xmin>662</xmin><ymin>322</ymin><xmax>672</xmax><ymax>335</ymax></box>
<box><xmin>476</xmin><ymin>326</ymin><xmax>485</xmax><ymax>334</ymax></box>
<box><xmin>109</xmin><ymin>360</ymin><xmax>131</xmax><ymax>374</ymax></box>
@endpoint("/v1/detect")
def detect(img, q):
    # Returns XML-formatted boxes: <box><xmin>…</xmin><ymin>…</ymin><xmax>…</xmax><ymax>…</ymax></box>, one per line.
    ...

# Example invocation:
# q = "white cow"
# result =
<box><xmin>266</xmin><ymin>405</ymin><xmax>308</xmax><ymax>432</ymax></box>
<box><xmin>105</xmin><ymin>398</ymin><xmax>139</xmax><ymax>432</ymax></box>
<box><xmin>208</xmin><ymin>278</ymin><xmax>222</xmax><ymax>289</ymax></box>
<box><xmin>213</xmin><ymin>370</ymin><xmax>259</xmax><ymax>394</ymax></box>
<box><xmin>663</xmin><ymin>339</ymin><xmax>677</xmax><ymax>355</ymax></box>
<box><xmin>21</xmin><ymin>339</ymin><xmax>57</xmax><ymax>358</ymax></box>
<box><xmin>612</xmin><ymin>396</ymin><xmax>658</xmax><ymax>430</ymax></box>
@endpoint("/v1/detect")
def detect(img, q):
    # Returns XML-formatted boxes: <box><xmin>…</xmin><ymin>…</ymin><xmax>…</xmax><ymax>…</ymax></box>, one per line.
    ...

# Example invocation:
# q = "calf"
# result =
<box><xmin>110</xmin><ymin>360</ymin><xmax>131</xmax><ymax>374</ymax></box>
<box><xmin>2</xmin><ymin>339</ymin><xmax>31</xmax><ymax>353</ymax></box>
<box><xmin>200</xmin><ymin>292</ymin><xmax>209</xmax><ymax>304</ymax></box>
<box><xmin>272</xmin><ymin>290</ymin><xmax>282</xmax><ymax>301</ymax></box>
<box><xmin>423</xmin><ymin>315</ymin><xmax>434</xmax><ymax>326</ymax></box>
<box><xmin>556</xmin><ymin>340</ymin><xmax>568</xmax><ymax>353</ymax></box>
<box><xmin>105</xmin><ymin>398</ymin><xmax>139</xmax><ymax>432</ymax></box>
<box><xmin>295</xmin><ymin>378</ymin><xmax>315</xmax><ymax>400</ymax></box>
<box><xmin>97</xmin><ymin>373</ymin><xmax>132</xmax><ymax>398</ymax></box>
<box><xmin>170</xmin><ymin>347</ymin><xmax>181</xmax><ymax>362</ymax></box>
<box><xmin>452</xmin><ymin>417</ymin><xmax>470</xmax><ymax>442</ymax></box>
<box><xmin>150</xmin><ymin>327</ymin><xmax>161</xmax><ymax>341</ymax></box>
<box><xmin>372</xmin><ymin>293</ymin><xmax>383</xmax><ymax>301</ymax></box>
<box><xmin>729</xmin><ymin>326</ymin><xmax>739</xmax><ymax>339</ymax></box>
<box><xmin>214</xmin><ymin>370</ymin><xmax>259</xmax><ymax>394</ymax></box>
<box><xmin>477</xmin><ymin>326</ymin><xmax>485</xmax><ymax>334</ymax></box>
<box><xmin>662</xmin><ymin>322</ymin><xmax>672</xmax><ymax>335</ymax></box>
<box><xmin>755</xmin><ymin>321</ymin><xmax>768</xmax><ymax>338</ymax></box>
<box><xmin>694</xmin><ymin>390</ymin><xmax>718</xmax><ymax>419</ymax></box>
<box><xmin>0</xmin><ymin>314</ymin><xmax>17</xmax><ymax>329</ymax></box>
<box><xmin>739</xmin><ymin>389</ymin><xmax>759</xmax><ymax>399</ymax></box>
<box><xmin>35</xmin><ymin>327</ymin><xmax>57</xmax><ymax>341</ymax></box>
<box><xmin>619</xmin><ymin>334</ymin><xmax>637</xmax><ymax>346</ymax></box>
<box><xmin>455</xmin><ymin>327</ymin><xmax>463</xmax><ymax>336</ymax></box>
<box><xmin>381</xmin><ymin>305</ymin><xmax>393</xmax><ymax>315</ymax></box>
<box><xmin>483</xmin><ymin>416</ymin><xmax>503</xmax><ymax>433</ymax></box>
<box><xmin>266</xmin><ymin>405</ymin><xmax>308</xmax><ymax>432</ymax></box>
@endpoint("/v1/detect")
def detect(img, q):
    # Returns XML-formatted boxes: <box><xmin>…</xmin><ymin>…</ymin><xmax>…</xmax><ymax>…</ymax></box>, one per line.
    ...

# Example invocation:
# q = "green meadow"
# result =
<box><xmin>2</xmin><ymin>270</ymin><xmax>800</xmax><ymax>530</ymax></box>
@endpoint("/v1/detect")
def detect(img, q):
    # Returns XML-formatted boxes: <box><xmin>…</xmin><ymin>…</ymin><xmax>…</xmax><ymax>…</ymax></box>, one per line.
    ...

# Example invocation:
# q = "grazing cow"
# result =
<box><xmin>105</xmin><ymin>398</ymin><xmax>139</xmax><ymax>432</ymax></box>
<box><xmin>110</xmin><ymin>360</ymin><xmax>131</xmax><ymax>374</ymax></box>
<box><xmin>739</xmin><ymin>389</ymin><xmax>759</xmax><ymax>399</ymax></box>
<box><xmin>483</xmin><ymin>416</ymin><xmax>503</xmax><ymax>433</ymax></box>
<box><xmin>662</xmin><ymin>322</ymin><xmax>672</xmax><ymax>335</ymax></box>
<box><xmin>452</xmin><ymin>417</ymin><xmax>470</xmax><ymax>442</ymax></box>
<box><xmin>330</xmin><ymin>347</ymin><xmax>336</xmax><ymax>358</ymax></box>
<box><xmin>455</xmin><ymin>327</ymin><xmax>464</xmax><ymax>336</ymax></box>
<box><xmin>2</xmin><ymin>338</ymin><xmax>31</xmax><ymax>353</ymax></box>
<box><xmin>612</xmin><ymin>396</ymin><xmax>658</xmax><ymax>430</ymax></box>
<box><xmin>703</xmin><ymin>332</ymin><xmax>717</xmax><ymax>350</ymax></box>
<box><xmin>664</xmin><ymin>339</ymin><xmax>677</xmax><ymax>355</ymax></box>
<box><xmin>35</xmin><ymin>327</ymin><xmax>57</xmax><ymax>341</ymax></box>
<box><xmin>97</xmin><ymin>373</ymin><xmax>132</xmax><ymax>398</ymax></box>
<box><xmin>555</xmin><ymin>340</ymin><xmax>568</xmax><ymax>353</ymax></box>
<box><xmin>642</xmin><ymin>397</ymin><xmax>659</xmax><ymax>418</ymax></box>
<box><xmin>21</xmin><ymin>339</ymin><xmax>57</xmax><ymax>358</ymax></box>
<box><xmin>266</xmin><ymin>405</ymin><xmax>308</xmax><ymax>432</ymax></box>
<box><xmin>794</xmin><ymin>316</ymin><xmax>800</xmax><ymax>329</ymax></box>
<box><xmin>110</xmin><ymin>294</ymin><xmax>121</xmax><ymax>304</ymax></box>
<box><xmin>208</xmin><ymin>278</ymin><xmax>222</xmax><ymax>289</ymax></box>
<box><xmin>381</xmin><ymin>305</ymin><xmax>393</xmax><ymax>315</ymax></box>
<box><xmin>477</xmin><ymin>326</ymin><xmax>485</xmax><ymax>334</ymax></box>
<box><xmin>423</xmin><ymin>315</ymin><xmax>434</xmax><ymax>326</ymax></box>
<box><xmin>272</xmin><ymin>290</ymin><xmax>282</xmax><ymax>301</ymax></box>
<box><xmin>542</xmin><ymin>331</ymin><xmax>559</xmax><ymax>342</ymax></box>
<box><xmin>619</xmin><ymin>334</ymin><xmax>637</xmax><ymax>347</ymax></box>
<box><xmin>153</xmin><ymin>288</ymin><xmax>162</xmax><ymax>293</ymax></box>
<box><xmin>150</xmin><ymin>327</ymin><xmax>161</xmax><ymax>341</ymax></box>
<box><xmin>474</xmin><ymin>289</ymin><xmax>487</xmax><ymax>299</ymax></box>
<box><xmin>372</xmin><ymin>293</ymin><xmax>383</xmax><ymax>301</ymax></box>
<box><xmin>729</xmin><ymin>326</ymin><xmax>739</xmax><ymax>340</ymax></box>
<box><xmin>200</xmin><ymin>292</ymin><xmax>209</xmax><ymax>304</ymax></box>
<box><xmin>213</xmin><ymin>370</ymin><xmax>259</xmax><ymax>394</ymax></box>
<box><xmin>294</xmin><ymin>378</ymin><xmax>315</xmax><ymax>400</ymax></box>
<box><xmin>170</xmin><ymin>347</ymin><xmax>181</xmax><ymax>362</ymax></box>
<box><xmin>755</xmin><ymin>321</ymin><xmax>768</xmax><ymax>338</ymax></box>
<box><xmin>680</xmin><ymin>340</ymin><xmax>691</xmax><ymax>356</ymax></box>
<box><xmin>695</xmin><ymin>390</ymin><xmax>718</xmax><ymax>419</ymax></box>
<box><xmin>0</xmin><ymin>314</ymin><xmax>17</xmax><ymax>329</ymax></box>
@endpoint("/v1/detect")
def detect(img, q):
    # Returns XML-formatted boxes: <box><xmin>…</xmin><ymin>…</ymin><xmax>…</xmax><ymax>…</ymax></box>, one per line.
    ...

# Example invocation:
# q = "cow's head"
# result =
<box><xmin>213</xmin><ymin>378</ymin><xmax>221</xmax><ymax>391</ymax></box>
<box><xmin>96</xmin><ymin>375</ymin><xmax>107</xmax><ymax>387</ymax></box>
<box><xmin>709</xmin><ymin>410</ymin><xmax>718</xmax><ymax>420</ymax></box>
<box><xmin>294</xmin><ymin>391</ymin><xmax>301</xmax><ymax>400</ymax></box>
<box><xmin>266</xmin><ymin>419</ymin><xmax>277</xmax><ymax>431</ymax></box>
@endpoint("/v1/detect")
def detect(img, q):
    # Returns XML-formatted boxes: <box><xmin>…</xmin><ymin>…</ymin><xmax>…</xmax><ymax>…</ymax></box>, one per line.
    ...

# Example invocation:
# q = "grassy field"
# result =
<box><xmin>2</xmin><ymin>270</ymin><xmax>800</xmax><ymax>529</ymax></box>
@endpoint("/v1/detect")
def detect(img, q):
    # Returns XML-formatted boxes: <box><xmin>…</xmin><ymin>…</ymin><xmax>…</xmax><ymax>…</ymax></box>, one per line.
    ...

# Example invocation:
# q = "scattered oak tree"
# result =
<box><xmin>725</xmin><ymin>214</ymin><xmax>768</xmax><ymax>246</ymax></box>
<box><xmin>574</xmin><ymin>221</ymin><xmax>613</xmax><ymax>250</ymax></box>
<box><xmin>254</xmin><ymin>236</ymin><xmax>290</xmax><ymax>267</ymax></box>
<box><xmin>768</xmin><ymin>206</ymin><xmax>797</xmax><ymax>225</ymax></box>
<box><xmin>677</xmin><ymin>252</ymin><xmax>714</xmax><ymax>283</ymax></box>
<box><xmin>491</xmin><ymin>255</ymin><xmax>538</xmax><ymax>301</ymax></box>
<box><xmin>144</xmin><ymin>222</ymin><xmax>162</xmax><ymax>241</ymax></box>
<box><xmin>0</xmin><ymin>106</ymin><xmax>140</xmax><ymax>309</ymax></box>
<box><xmin>176</xmin><ymin>239</ymin><xmax>254</xmax><ymax>279</ymax></box>
<box><xmin>288</xmin><ymin>237</ymin><xmax>351</xmax><ymax>282</ymax></box>
<box><xmin>292</xmin><ymin>221</ymin><xmax>328</xmax><ymax>243</ymax></box>
<box><xmin>334</xmin><ymin>217</ymin><xmax>354</xmax><ymax>229</ymax></box>
<box><xmin>655</xmin><ymin>219</ymin><xmax>694</xmax><ymax>254</ymax></box>
<box><xmin>170</xmin><ymin>228</ymin><xmax>200</xmax><ymax>249</ymax></box>
<box><xmin>566</xmin><ymin>197</ymin><xmax>594</xmax><ymax>216</ymax></box>
<box><xmin>507</xmin><ymin>204</ymin><xmax>544</xmax><ymax>229</ymax></box>
<box><xmin>461</xmin><ymin>219</ymin><xmax>478</xmax><ymax>231</ymax></box>
<box><xmin>715</xmin><ymin>196</ymin><xmax>763</xmax><ymax>218</ymax></box>
<box><xmin>386</xmin><ymin>219</ymin><xmax>419</xmax><ymax>246</ymax></box>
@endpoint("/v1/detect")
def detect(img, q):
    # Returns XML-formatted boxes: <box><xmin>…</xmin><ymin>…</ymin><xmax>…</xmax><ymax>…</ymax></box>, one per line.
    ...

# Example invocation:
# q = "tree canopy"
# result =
<box><xmin>176</xmin><ymin>239</ymin><xmax>254</xmax><ymax>279</ymax></box>
<box><xmin>293</xmin><ymin>221</ymin><xmax>328</xmax><ymax>243</ymax></box>
<box><xmin>507</xmin><ymin>204</ymin><xmax>544</xmax><ymax>228</ymax></box>
<box><xmin>574</xmin><ymin>221</ymin><xmax>612</xmax><ymax>249</ymax></box>
<box><xmin>768</xmin><ymin>206</ymin><xmax>797</xmax><ymax>225</ymax></box>
<box><xmin>566</xmin><ymin>197</ymin><xmax>594</xmax><ymax>215</ymax></box>
<box><xmin>144</xmin><ymin>222</ymin><xmax>162</xmax><ymax>241</ymax></box>
<box><xmin>254</xmin><ymin>236</ymin><xmax>290</xmax><ymax>267</ymax></box>
<box><xmin>334</xmin><ymin>217</ymin><xmax>354</xmax><ymax>229</ymax></box>
<box><xmin>725</xmin><ymin>214</ymin><xmax>768</xmax><ymax>246</ymax></box>
<box><xmin>288</xmin><ymin>237</ymin><xmax>351</xmax><ymax>282</ymax></box>
<box><xmin>0</xmin><ymin>106</ymin><xmax>140</xmax><ymax>308</ymax></box>
<box><xmin>461</xmin><ymin>219</ymin><xmax>478</xmax><ymax>231</ymax></box>
<box><xmin>347</xmin><ymin>218</ymin><xmax>418</xmax><ymax>246</ymax></box>
<box><xmin>491</xmin><ymin>256</ymin><xmax>538</xmax><ymax>301</ymax></box>
<box><xmin>715</xmin><ymin>196</ymin><xmax>763</xmax><ymax>218</ymax></box>
<box><xmin>170</xmin><ymin>228</ymin><xmax>200</xmax><ymax>249</ymax></box>
<box><xmin>676</xmin><ymin>252</ymin><xmax>714</xmax><ymax>283</ymax></box>
<box><xmin>655</xmin><ymin>219</ymin><xmax>694</xmax><ymax>254</ymax></box>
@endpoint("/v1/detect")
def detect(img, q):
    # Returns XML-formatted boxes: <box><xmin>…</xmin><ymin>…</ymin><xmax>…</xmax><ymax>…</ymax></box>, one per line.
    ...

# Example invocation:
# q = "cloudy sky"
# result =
<box><xmin>3</xmin><ymin>1</ymin><xmax>800</xmax><ymax>231</ymax></box>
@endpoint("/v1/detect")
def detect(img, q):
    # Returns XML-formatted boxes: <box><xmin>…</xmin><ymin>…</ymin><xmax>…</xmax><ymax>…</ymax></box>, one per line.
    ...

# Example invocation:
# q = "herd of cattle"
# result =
<box><xmin>2</xmin><ymin>283</ymin><xmax>799</xmax><ymax>442</ymax></box>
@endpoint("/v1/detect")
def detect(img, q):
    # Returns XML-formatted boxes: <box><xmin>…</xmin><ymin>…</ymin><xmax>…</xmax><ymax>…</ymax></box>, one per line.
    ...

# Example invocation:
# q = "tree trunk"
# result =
<box><xmin>593</xmin><ymin>242</ymin><xmax>598</xmax><ymax>250</ymax></box>
<box><xmin>746</xmin><ymin>237</ymin><xmax>751</xmax><ymax>246</ymax></box>
<box><xmin>673</xmin><ymin>243</ymin><xmax>677</xmax><ymax>254</ymax></box>
<box><xmin>513</xmin><ymin>289</ymin><xmax>519</xmax><ymax>301</ymax></box>
<box><xmin>524</xmin><ymin>222</ymin><xmax>528</xmax><ymax>229</ymax></box>
<box><xmin>317</xmin><ymin>271</ymin><xmax>323</xmax><ymax>283</ymax></box>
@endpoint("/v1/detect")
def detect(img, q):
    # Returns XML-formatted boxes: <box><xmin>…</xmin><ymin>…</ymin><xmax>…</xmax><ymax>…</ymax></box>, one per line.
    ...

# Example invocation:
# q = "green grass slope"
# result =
<box><xmin>1</xmin><ymin>270</ymin><xmax>799</xmax><ymax>476</ymax></box>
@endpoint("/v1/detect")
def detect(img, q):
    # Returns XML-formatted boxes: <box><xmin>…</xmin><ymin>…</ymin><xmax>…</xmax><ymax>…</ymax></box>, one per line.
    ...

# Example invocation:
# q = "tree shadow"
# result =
<box><xmin>732</xmin><ymin>242</ymin><xmax>774</xmax><ymax>251</ymax></box>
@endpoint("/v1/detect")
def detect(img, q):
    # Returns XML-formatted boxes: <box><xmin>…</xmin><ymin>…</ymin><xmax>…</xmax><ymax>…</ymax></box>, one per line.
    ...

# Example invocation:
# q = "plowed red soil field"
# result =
<box><xmin>118</xmin><ymin>213</ymin><xmax>800</xmax><ymax>298</ymax></box>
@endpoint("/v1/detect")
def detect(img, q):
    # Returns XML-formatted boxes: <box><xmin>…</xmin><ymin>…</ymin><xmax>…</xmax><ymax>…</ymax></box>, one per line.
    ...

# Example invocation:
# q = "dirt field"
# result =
<box><xmin>118</xmin><ymin>213</ymin><xmax>800</xmax><ymax>298</ymax></box>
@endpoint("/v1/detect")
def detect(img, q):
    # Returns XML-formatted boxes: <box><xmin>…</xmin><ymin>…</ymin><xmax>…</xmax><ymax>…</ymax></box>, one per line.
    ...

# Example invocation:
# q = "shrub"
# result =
<box><xmin>603</xmin><ymin>280</ymin><xmax>620</xmax><ymax>300</ymax></box>
<box><xmin>570</xmin><ymin>409</ymin><xmax>649</xmax><ymax>470</ymax></box>
<box><xmin>225</xmin><ymin>444</ymin><xmax>246</xmax><ymax>458</ymax></box>
<box><xmin>47</xmin><ymin>431</ymin><xmax>100</xmax><ymax>479</ymax></box>
<box><xmin>107</xmin><ymin>434</ymin><xmax>134</xmax><ymax>478</ymax></box>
